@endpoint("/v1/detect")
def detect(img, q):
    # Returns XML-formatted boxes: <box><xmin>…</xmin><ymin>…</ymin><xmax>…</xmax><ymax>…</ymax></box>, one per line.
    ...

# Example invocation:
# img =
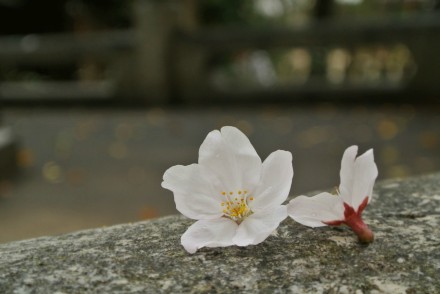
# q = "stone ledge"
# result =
<box><xmin>1</xmin><ymin>173</ymin><xmax>439</xmax><ymax>293</ymax></box>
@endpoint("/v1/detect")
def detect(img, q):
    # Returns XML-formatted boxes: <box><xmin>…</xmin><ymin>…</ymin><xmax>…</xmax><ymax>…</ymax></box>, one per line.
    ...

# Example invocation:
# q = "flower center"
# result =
<box><xmin>220</xmin><ymin>190</ymin><xmax>253</xmax><ymax>223</ymax></box>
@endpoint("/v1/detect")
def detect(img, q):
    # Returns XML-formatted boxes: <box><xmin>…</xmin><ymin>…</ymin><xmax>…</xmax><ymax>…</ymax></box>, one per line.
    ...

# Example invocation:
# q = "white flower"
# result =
<box><xmin>162</xmin><ymin>126</ymin><xmax>293</xmax><ymax>253</ymax></box>
<box><xmin>287</xmin><ymin>145</ymin><xmax>378</xmax><ymax>243</ymax></box>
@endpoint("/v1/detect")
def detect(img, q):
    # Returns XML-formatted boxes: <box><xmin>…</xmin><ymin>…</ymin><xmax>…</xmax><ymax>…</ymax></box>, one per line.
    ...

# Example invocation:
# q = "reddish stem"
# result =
<box><xmin>344</xmin><ymin>211</ymin><xmax>374</xmax><ymax>244</ymax></box>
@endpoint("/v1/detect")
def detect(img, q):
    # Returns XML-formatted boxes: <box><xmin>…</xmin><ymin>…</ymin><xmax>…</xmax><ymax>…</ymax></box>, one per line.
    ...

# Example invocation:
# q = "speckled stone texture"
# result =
<box><xmin>1</xmin><ymin>173</ymin><xmax>439</xmax><ymax>293</ymax></box>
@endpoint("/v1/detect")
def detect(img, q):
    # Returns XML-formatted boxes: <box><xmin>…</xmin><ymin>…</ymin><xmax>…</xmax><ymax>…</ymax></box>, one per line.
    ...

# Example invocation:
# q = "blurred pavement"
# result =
<box><xmin>0</xmin><ymin>103</ymin><xmax>439</xmax><ymax>243</ymax></box>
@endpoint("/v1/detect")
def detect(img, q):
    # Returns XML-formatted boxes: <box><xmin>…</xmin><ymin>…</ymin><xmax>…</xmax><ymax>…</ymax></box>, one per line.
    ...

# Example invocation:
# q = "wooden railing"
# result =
<box><xmin>0</xmin><ymin>0</ymin><xmax>440</xmax><ymax>105</ymax></box>
<box><xmin>173</xmin><ymin>13</ymin><xmax>440</xmax><ymax>102</ymax></box>
<box><xmin>0</xmin><ymin>30</ymin><xmax>135</xmax><ymax>102</ymax></box>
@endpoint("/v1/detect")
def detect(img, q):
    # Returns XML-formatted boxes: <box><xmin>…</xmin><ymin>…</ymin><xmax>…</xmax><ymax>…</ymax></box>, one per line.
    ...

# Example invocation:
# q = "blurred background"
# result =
<box><xmin>0</xmin><ymin>0</ymin><xmax>439</xmax><ymax>243</ymax></box>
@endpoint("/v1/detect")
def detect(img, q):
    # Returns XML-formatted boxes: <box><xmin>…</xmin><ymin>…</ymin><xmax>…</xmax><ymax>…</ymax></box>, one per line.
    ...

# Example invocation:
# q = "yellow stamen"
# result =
<box><xmin>249</xmin><ymin>196</ymin><xmax>254</xmax><ymax>201</ymax></box>
<box><xmin>220</xmin><ymin>188</ymin><xmax>251</xmax><ymax>222</ymax></box>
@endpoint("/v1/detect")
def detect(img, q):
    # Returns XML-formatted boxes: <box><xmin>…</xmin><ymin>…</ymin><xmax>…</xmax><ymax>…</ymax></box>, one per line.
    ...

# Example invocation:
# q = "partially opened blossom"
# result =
<box><xmin>287</xmin><ymin>146</ymin><xmax>378</xmax><ymax>243</ymax></box>
<box><xmin>162</xmin><ymin>126</ymin><xmax>293</xmax><ymax>253</ymax></box>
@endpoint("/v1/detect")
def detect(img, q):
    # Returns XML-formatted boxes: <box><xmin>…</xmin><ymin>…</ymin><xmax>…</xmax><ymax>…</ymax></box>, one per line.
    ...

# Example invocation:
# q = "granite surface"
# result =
<box><xmin>0</xmin><ymin>173</ymin><xmax>439</xmax><ymax>293</ymax></box>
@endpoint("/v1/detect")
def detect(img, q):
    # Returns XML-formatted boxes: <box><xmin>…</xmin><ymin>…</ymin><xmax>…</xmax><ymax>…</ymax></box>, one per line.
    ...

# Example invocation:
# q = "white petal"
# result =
<box><xmin>162</xmin><ymin>164</ymin><xmax>223</xmax><ymax>220</ymax></box>
<box><xmin>339</xmin><ymin>145</ymin><xmax>358</xmax><ymax>205</ymax></box>
<box><xmin>249</xmin><ymin>150</ymin><xmax>293</xmax><ymax>211</ymax></box>
<box><xmin>287</xmin><ymin>192</ymin><xmax>344</xmax><ymax>227</ymax></box>
<box><xmin>181</xmin><ymin>218</ymin><xmax>238</xmax><ymax>254</ymax></box>
<box><xmin>351</xmin><ymin>149</ymin><xmax>378</xmax><ymax>210</ymax></box>
<box><xmin>232</xmin><ymin>206</ymin><xmax>287</xmax><ymax>246</ymax></box>
<box><xmin>339</xmin><ymin>146</ymin><xmax>378</xmax><ymax>209</ymax></box>
<box><xmin>198</xmin><ymin>126</ymin><xmax>262</xmax><ymax>194</ymax></box>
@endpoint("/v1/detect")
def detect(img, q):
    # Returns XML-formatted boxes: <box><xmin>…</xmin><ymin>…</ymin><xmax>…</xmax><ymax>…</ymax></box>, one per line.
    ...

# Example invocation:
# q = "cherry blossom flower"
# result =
<box><xmin>287</xmin><ymin>146</ymin><xmax>378</xmax><ymax>243</ymax></box>
<box><xmin>162</xmin><ymin>126</ymin><xmax>293</xmax><ymax>253</ymax></box>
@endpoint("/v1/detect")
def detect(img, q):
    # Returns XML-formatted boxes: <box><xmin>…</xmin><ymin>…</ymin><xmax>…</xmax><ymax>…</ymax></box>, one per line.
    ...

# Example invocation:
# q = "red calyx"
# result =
<box><xmin>324</xmin><ymin>196</ymin><xmax>374</xmax><ymax>244</ymax></box>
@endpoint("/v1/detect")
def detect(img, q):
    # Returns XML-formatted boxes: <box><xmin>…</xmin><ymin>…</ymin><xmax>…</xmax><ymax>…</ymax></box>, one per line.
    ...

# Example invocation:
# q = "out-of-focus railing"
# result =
<box><xmin>0</xmin><ymin>31</ymin><xmax>135</xmax><ymax>101</ymax></box>
<box><xmin>174</xmin><ymin>13</ymin><xmax>440</xmax><ymax>102</ymax></box>
<box><xmin>0</xmin><ymin>0</ymin><xmax>439</xmax><ymax>105</ymax></box>
<box><xmin>0</xmin><ymin>31</ymin><xmax>135</xmax><ymax>65</ymax></box>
